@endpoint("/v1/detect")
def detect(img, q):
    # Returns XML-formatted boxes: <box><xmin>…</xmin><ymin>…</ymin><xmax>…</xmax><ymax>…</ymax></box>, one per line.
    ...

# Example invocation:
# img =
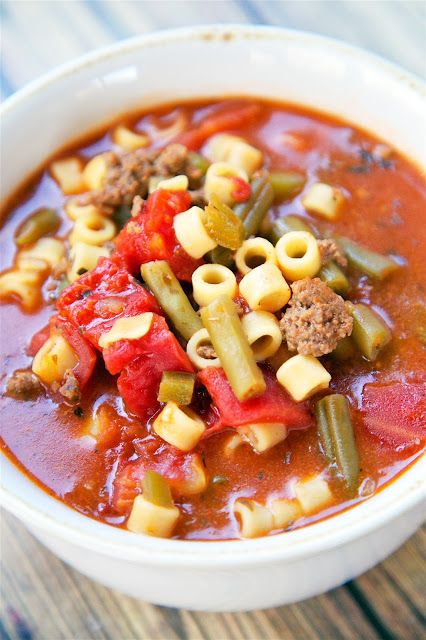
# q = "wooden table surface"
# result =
<box><xmin>1</xmin><ymin>2</ymin><xmax>425</xmax><ymax>638</ymax></box>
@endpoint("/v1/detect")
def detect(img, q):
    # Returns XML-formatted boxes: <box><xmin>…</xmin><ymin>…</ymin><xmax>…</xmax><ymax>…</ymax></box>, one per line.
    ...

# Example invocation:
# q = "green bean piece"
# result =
<box><xmin>331</xmin><ymin>336</ymin><xmax>357</xmax><ymax>361</ymax></box>
<box><xmin>112</xmin><ymin>204</ymin><xmax>132</xmax><ymax>231</ymax></box>
<box><xmin>319</xmin><ymin>261</ymin><xmax>350</xmax><ymax>296</ymax></box>
<box><xmin>350</xmin><ymin>303</ymin><xmax>392</xmax><ymax>361</ymax></box>
<box><xmin>142</xmin><ymin>470</ymin><xmax>174</xmax><ymax>507</ymax></box>
<box><xmin>335</xmin><ymin>235</ymin><xmax>399</xmax><ymax>280</ymax></box>
<box><xmin>268</xmin><ymin>215</ymin><xmax>313</xmax><ymax>244</ymax></box>
<box><xmin>208</xmin><ymin>245</ymin><xmax>235</xmax><ymax>268</ymax></box>
<box><xmin>158</xmin><ymin>371</ymin><xmax>196</xmax><ymax>405</ymax></box>
<box><xmin>240</xmin><ymin>175</ymin><xmax>274</xmax><ymax>238</ymax></box>
<box><xmin>202</xmin><ymin>195</ymin><xmax>244</xmax><ymax>250</ymax></box>
<box><xmin>209</xmin><ymin>174</ymin><xmax>273</xmax><ymax>265</ymax></box>
<box><xmin>314</xmin><ymin>400</ymin><xmax>333</xmax><ymax>459</ymax></box>
<box><xmin>201</xmin><ymin>295</ymin><xmax>266</xmax><ymax>401</ymax></box>
<box><xmin>140</xmin><ymin>261</ymin><xmax>202</xmax><ymax>341</ymax></box>
<box><xmin>316</xmin><ymin>394</ymin><xmax>359</xmax><ymax>494</ymax></box>
<box><xmin>269</xmin><ymin>171</ymin><xmax>306</xmax><ymax>201</ymax></box>
<box><xmin>188</xmin><ymin>151</ymin><xmax>209</xmax><ymax>175</ymax></box>
<box><xmin>15</xmin><ymin>208</ymin><xmax>60</xmax><ymax>246</ymax></box>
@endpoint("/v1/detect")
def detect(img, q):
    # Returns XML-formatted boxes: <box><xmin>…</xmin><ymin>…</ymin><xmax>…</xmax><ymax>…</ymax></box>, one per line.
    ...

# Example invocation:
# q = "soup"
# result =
<box><xmin>1</xmin><ymin>98</ymin><xmax>425</xmax><ymax>540</ymax></box>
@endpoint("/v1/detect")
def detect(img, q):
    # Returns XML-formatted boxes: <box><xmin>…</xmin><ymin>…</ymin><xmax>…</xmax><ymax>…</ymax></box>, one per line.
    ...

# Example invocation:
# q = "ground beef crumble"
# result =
<box><xmin>317</xmin><ymin>239</ymin><xmax>347</xmax><ymax>268</ymax></box>
<box><xmin>6</xmin><ymin>370</ymin><xmax>42</xmax><ymax>400</ymax></box>
<box><xmin>58</xmin><ymin>369</ymin><xmax>81</xmax><ymax>405</ymax></box>
<box><xmin>280</xmin><ymin>277</ymin><xmax>353</xmax><ymax>357</ymax></box>
<box><xmin>197</xmin><ymin>344</ymin><xmax>217</xmax><ymax>360</ymax></box>
<box><xmin>79</xmin><ymin>143</ymin><xmax>204</xmax><ymax>212</ymax></box>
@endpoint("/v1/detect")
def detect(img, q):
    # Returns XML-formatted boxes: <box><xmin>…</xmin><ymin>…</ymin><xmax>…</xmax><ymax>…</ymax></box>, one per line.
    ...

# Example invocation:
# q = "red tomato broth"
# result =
<box><xmin>1</xmin><ymin>98</ymin><xmax>425</xmax><ymax>540</ymax></box>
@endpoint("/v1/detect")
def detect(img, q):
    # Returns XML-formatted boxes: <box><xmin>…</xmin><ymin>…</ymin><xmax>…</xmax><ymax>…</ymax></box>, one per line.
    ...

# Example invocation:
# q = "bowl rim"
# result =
<box><xmin>1</xmin><ymin>24</ymin><xmax>425</xmax><ymax>567</ymax></box>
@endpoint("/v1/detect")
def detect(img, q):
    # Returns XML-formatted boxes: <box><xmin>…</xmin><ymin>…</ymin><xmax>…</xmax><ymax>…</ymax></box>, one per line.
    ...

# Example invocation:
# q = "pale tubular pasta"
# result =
<box><xmin>148</xmin><ymin>110</ymin><xmax>187</xmax><ymax>141</ymax></box>
<box><xmin>157</xmin><ymin>175</ymin><xmax>189</xmax><ymax>191</ymax></box>
<box><xmin>70</xmin><ymin>210</ymin><xmax>116</xmax><ymax>246</ymax></box>
<box><xmin>204</xmin><ymin>162</ymin><xmax>248</xmax><ymax>206</ymax></box>
<box><xmin>294</xmin><ymin>476</ymin><xmax>333</xmax><ymax>514</ymax></box>
<box><xmin>241</xmin><ymin>311</ymin><xmax>282</xmax><ymax>361</ymax></box>
<box><xmin>127</xmin><ymin>494</ymin><xmax>180</xmax><ymax>538</ymax></box>
<box><xmin>82</xmin><ymin>154</ymin><xmax>108</xmax><ymax>191</ymax></box>
<box><xmin>0</xmin><ymin>269</ymin><xmax>42</xmax><ymax>310</ymax></box>
<box><xmin>173</xmin><ymin>207</ymin><xmax>217</xmax><ymax>259</ymax></box>
<box><xmin>238</xmin><ymin>423</ymin><xmax>287</xmax><ymax>453</ymax></box>
<box><xmin>233</xmin><ymin>499</ymin><xmax>274</xmax><ymax>538</ymax></box>
<box><xmin>153</xmin><ymin>402</ymin><xmax>206</xmax><ymax>452</ymax></box>
<box><xmin>301</xmin><ymin>182</ymin><xmax>344</xmax><ymax>220</ymax></box>
<box><xmin>186</xmin><ymin>328</ymin><xmax>221</xmax><ymax>370</ymax></box>
<box><xmin>223</xmin><ymin>432</ymin><xmax>244</xmax><ymax>456</ymax></box>
<box><xmin>148</xmin><ymin>176</ymin><xmax>163</xmax><ymax>193</ymax></box>
<box><xmin>270</xmin><ymin>498</ymin><xmax>302</xmax><ymax>529</ymax></box>
<box><xmin>65</xmin><ymin>199</ymin><xmax>99</xmax><ymax>221</ymax></box>
<box><xmin>276</xmin><ymin>354</ymin><xmax>331</xmax><ymax>402</ymax></box>
<box><xmin>17</xmin><ymin>238</ymin><xmax>65</xmax><ymax>271</ymax></box>
<box><xmin>239</xmin><ymin>262</ymin><xmax>291</xmax><ymax>313</ymax></box>
<box><xmin>50</xmin><ymin>158</ymin><xmax>84</xmax><ymax>194</ymax></box>
<box><xmin>68</xmin><ymin>242</ymin><xmax>110</xmax><ymax>283</ymax></box>
<box><xmin>112</xmin><ymin>125</ymin><xmax>149</xmax><ymax>151</ymax></box>
<box><xmin>275</xmin><ymin>231</ymin><xmax>321</xmax><ymax>281</ymax></box>
<box><xmin>179</xmin><ymin>454</ymin><xmax>208</xmax><ymax>495</ymax></box>
<box><xmin>192</xmin><ymin>264</ymin><xmax>237</xmax><ymax>308</ymax></box>
<box><xmin>204</xmin><ymin>134</ymin><xmax>263</xmax><ymax>177</ymax></box>
<box><xmin>235</xmin><ymin>237</ymin><xmax>277</xmax><ymax>275</ymax></box>
<box><xmin>98</xmin><ymin>312</ymin><xmax>153</xmax><ymax>348</ymax></box>
<box><xmin>32</xmin><ymin>334</ymin><xmax>78</xmax><ymax>385</ymax></box>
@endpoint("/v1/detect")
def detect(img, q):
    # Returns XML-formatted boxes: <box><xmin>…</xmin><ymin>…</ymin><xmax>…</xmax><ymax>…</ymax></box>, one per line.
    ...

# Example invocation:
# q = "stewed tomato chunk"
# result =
<box><xmin>112</xmin><ymin>438</ymin><xmax>206</xmax><ymax>515</ymax></box>
<box><xmin>115</xmin><ymin>189</ymin><xmax>203</xmax><ymax>281</ymax></box>
<box><xmin>360</xmin><ymin>382</ymin><xmax>426</xmax><ymax>449</ymax></box>
<box><xmin>198</xmin><ymin>366</ymin><xmax>312</xmax><ymax>433</ymax></box>
<box><xmin>116</xmin><ymin>315</ymin><xmax>194</xmax><ymax>420</ymax></box>
<box><xmin>56</xmin><ymin>257</ymin><xmax>162</xmax><ymax>348</ymax></box>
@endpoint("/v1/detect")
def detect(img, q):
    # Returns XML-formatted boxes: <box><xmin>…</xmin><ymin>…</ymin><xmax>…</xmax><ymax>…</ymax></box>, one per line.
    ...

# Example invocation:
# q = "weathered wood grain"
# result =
<box><xmin>1</xmin><ymin>1</ymin><xmax>425</xmax><ymax>638</ymax></box>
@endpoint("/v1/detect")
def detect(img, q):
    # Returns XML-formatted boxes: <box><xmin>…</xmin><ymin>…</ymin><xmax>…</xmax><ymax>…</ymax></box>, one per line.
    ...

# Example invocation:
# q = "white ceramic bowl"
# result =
<box><xmin>1</xmin><ymin>25</ymin><xmax>425</xmax><ymax>612</ymax></box>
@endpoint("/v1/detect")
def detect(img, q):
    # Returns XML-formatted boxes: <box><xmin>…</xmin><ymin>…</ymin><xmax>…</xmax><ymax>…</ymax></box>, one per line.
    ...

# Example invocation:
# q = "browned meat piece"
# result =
<box><xmin>189</xmin><ymin>188</ymin><xmax>207</xmax><ymax>208</ymax></box>
<box><xmin>154</xmin><ymin>143</ymin><xmax>188</xmax><ymax>175</ymax></box>
<box><xmin>154</xmin><ymin>144</ymin><xmax>203</xmax><ymax>188</ymax></box>
<box><xmin>58</xmin><ymin>369</ymin><xmax>81</xmax><ymax>405</ymax></box>
<box><xmin>317</xmin><ymin>239</ymin><xmax>348</xmax><ymax>267</ymax></box>
<box><xmin>280</xmin><ymin>277</ymin><xmax>353</xmax><ymax>357</ymax></box>
<box><xmin>80</xmin><ymin>144</ymin><xmax>205</xmax><ymax>211</ymax></box>
<box><xmin>6</xmin><ymin>370</ymin><xmax>42</xmax><ymax>400</ymax></box>
<box><xmin>197</xmin><ymin>344</ymin><xmax>217</xmax><ymax>359</ymax></box>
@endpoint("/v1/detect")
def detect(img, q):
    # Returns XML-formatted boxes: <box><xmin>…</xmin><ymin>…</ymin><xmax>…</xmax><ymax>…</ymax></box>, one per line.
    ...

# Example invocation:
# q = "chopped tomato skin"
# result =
<box><xmin>360</xmin><ymin>383</ymin><xmax>426</xmax><ymax>449</ymax></box>
<box><xmin>56</xmin><ymin>257</ymin><xmax>162</xmax><ymax>348</ymax></box>
<box><xmin>198</xmin><ymin>366</ymin><xmax>312</xmax><ymax>435</ymax></box>
<box><xmin>116</xmin><ymin>316</ymin><xmax>194</xmax><ymax>420</ymax></box>
<box><xmin>231</xmin><ymin>177</ymin><xmax>251</xmax><ymax>203</ymax></box>
<box><xmin>103</xmin><ymin>314</ymin><xmax>193</xmax><ymax>375</ymax></box>
<box><xmin>112</xmin><ymin>438</ymin><xmax>204</xmax><ymax>514</ymax></box>
<box><xmin>115</xmin><ymin>189</ymin><xmax>203</xmax><ymax>281</ymax></box>
<box><xmin>52</xmin><ymin>316</ymin><xmax>97</xmax><ymax>388</ymax></box>
<box><xmin>175</xmin><ymin>103</ymin><xmax>263</xmax><ymax>150</ymax></box>
<box><xmin>27</xmin><ymin>323</ymin><xmax>50</xmax><ymax>357</ymax></box>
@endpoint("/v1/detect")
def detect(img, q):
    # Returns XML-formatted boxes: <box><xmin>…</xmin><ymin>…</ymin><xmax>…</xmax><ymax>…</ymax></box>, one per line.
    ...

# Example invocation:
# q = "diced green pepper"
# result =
<box><xmin>15</xmin><ymin>208</ymin><xmax>60</xmax><ymax>246</ymax></box>
<box><xmin>142</xmin><ymin>470</ymin><xmax>174</xmax><ymax>507</ymax></box>
<box><xmin>202</xmin><ymin>195</ymin><xmax>244</xmax><ymax>250</ymax></box>
<box><xmin>158</xmin><ymin>371</ymin><xmax>196</xmax><ymax>405</ymax></box>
